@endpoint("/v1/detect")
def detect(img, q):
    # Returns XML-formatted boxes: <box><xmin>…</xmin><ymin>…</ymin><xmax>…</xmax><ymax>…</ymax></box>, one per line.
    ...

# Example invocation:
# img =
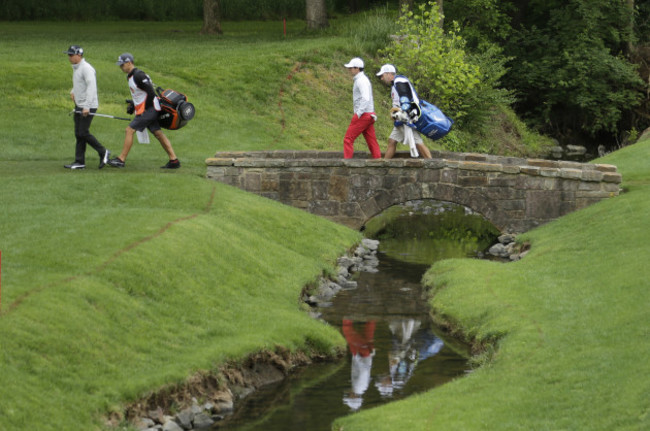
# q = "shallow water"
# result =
<box><xmin>214</xmin><ymin>254</ymin><xmax>470</xmax><ymax>431</ymax></box>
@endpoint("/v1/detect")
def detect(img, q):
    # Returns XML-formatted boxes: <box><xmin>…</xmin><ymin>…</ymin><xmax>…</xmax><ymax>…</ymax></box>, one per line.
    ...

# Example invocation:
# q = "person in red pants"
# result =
<box><xmin>343</xmin><ymin>57</ymin><xmax>381</xmax><ymax>159</ymax></box>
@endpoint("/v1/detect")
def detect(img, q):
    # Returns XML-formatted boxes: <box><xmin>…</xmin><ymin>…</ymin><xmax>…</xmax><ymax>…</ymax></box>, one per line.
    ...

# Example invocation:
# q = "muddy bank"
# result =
<box><xmin>105</xmin><ymin>348</ymin><xmax>342</xmax><ymax>431</ymax></box>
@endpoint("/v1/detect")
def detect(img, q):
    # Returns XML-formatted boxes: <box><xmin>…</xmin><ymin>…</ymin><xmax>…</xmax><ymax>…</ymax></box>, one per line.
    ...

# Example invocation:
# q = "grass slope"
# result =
<box><xmin>333</xmin><ymin>139</ymin><xmax>650</xmax><ymax>429</ymax></box>
<box><xmin>0</xmin><ymin>21</ymin><xmax>364</xmax><ymax>430</ymax></box>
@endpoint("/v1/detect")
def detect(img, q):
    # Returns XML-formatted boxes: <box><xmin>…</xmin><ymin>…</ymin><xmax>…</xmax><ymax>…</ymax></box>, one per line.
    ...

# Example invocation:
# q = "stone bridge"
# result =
<box><xmin>205</xmin><ymin>150</ymin><xmax>622</xmax><ymax>233</ymax></box>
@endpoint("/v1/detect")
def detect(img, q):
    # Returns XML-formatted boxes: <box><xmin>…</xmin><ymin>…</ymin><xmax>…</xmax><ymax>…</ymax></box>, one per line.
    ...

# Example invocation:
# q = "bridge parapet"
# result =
<box><xmin>206</xmin><ymin>151</ymin><xmax>621</xmax><ymax>232</ymax></box>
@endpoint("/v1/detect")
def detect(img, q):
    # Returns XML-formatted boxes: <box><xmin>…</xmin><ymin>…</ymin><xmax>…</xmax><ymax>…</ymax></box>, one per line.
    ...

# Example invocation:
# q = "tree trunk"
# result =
<box><xmin>436</xmin><ymin>0</ymin><xmax>444</xmax><ymax>27</ymax></box>
<box><xmin>201</xmin><ymin>0</ymin><xmax>223</xmax><ymax>35</ymax></box>
<box><xmin>306</xmin><ymin>0</ymin><xmax>328</xmax><ymax>29</ymax></box>
<box><xmin>626</xmin><ymin>0</ymin><xmax>635</xmax><ymax>55</ymax></box>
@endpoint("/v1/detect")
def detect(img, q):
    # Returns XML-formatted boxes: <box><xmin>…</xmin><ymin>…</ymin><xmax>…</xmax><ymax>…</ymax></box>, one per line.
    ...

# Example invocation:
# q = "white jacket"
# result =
<box><xmin>352</xmin><ymin>71</ymin><xmax>375</xmax><ymax>117</ymax></box>
<box><xmin>71</xmin><ymin>58</ymin><xmax>98</xmax><ymax>110</ymax></box>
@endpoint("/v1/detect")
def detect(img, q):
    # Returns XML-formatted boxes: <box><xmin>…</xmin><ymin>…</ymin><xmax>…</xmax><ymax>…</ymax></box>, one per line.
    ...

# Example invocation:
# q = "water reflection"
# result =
<box><xmin>376</xmin><ymin>319</ymin><xmax>444</xmax><ymax>399</ymax></box>
<box><xmin>214</xmin><ymin>201</ymin><xmax>495</xmax><ymax>430</ymax></box>
<box><xmin>342</xmin><ymin>319</ymin><xmax>376</xmax><ymax>411</ymax></box>
<box><xmin>215</xmin><ymin>255</ymin><xmax>470</xmax><ymax>431</ymax></box>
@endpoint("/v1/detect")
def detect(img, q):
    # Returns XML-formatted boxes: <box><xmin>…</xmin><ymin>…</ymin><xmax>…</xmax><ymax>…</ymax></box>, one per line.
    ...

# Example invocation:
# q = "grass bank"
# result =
<box><xmin>0</xmin><ymin>20</ymin><xmax>368</xmax><ymax>430</ymax></box>
<box><xmin>333</xmin><ymin>138</ymin><xmax>650</xmax><ymax>429</ymax></box>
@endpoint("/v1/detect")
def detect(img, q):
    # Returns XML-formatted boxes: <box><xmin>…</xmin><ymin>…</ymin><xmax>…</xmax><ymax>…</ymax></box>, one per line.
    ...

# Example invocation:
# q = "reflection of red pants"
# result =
<box><xmin>344</xmin><ymin>113</ymin><xmax>381</xmax><ymax>159</ymax></box>
<box><xmin>342</xmin><ymin>319</ymin><xmax>376</xmax><ymax>357</ymax></box>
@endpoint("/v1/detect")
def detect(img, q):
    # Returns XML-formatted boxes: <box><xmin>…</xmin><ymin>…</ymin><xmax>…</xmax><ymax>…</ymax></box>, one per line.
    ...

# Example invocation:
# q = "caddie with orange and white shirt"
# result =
<box><xmin>107</xmin><ymin>53</ymin><xmax>181</xmax><ymax>169</ymax></box>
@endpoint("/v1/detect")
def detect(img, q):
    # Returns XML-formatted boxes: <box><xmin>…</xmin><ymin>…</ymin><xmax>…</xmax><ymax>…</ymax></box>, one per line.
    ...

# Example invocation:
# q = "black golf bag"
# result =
<box><xmin>156</xmin><ymin>87</ymin><xmax>195</xmax><ymax>130</ymax></box>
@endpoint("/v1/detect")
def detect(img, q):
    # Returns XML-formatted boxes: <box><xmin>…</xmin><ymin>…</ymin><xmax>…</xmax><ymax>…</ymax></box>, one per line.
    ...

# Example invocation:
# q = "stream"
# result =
<box><xmin>214</xmin><ymin>200</ymin><xmax>500</xmax><ymax>431</ymax></box>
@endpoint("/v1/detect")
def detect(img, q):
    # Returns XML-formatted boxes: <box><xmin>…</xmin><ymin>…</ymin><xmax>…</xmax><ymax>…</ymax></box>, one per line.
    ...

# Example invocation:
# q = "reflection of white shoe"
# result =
<box><xmin>343</xmin><ymin>394</ymin><xmax>363</xmax><ymax>411</ymax></box>
<box><xmin>64</xmin><ymin>162</ymin><xmax>85</xmax><ymax>170</ymax></box>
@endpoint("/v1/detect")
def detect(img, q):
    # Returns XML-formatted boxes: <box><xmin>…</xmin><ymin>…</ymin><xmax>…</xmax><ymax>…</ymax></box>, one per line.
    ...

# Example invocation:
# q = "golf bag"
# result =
<box><xmin>156</xmin><ymin>87</ymin><xmax>195</xmax><ymax>130</ymax></box>
<box><xmin>413</xmin><ymin>100</ymin><xmax>453</xmax><ymax>141</ymax></box>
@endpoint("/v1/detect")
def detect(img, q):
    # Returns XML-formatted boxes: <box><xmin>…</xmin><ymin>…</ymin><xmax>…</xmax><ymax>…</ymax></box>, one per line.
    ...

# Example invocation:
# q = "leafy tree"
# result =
<box><xmin>503</xmin><ymin>0</ymin><xmax>644</xmax><ymax>137</ymax></box>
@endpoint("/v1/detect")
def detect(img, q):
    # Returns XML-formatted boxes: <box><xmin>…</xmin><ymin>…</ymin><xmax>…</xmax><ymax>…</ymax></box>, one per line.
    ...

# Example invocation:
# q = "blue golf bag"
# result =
<box><xmin>413</xmin><ymin>100</ymin><xmax>453</xmax><ymax>140</ymax></box>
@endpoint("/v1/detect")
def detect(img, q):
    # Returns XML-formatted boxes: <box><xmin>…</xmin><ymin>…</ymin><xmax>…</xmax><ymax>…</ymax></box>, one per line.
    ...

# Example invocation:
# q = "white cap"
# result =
<box><xmin>376</xmin><ymin>64</ymin><xmax>397</xmax><ymax>76</ymax></box>
<box><xmin>344</xmin><ymin>57</ymin><xmax>364</xmax><ymax>68</ymax></box>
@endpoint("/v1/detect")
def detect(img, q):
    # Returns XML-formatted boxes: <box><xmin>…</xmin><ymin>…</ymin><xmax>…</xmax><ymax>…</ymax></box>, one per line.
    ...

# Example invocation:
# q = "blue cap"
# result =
<box><xmin>116</xmin><ymin>53</ymin><xmax>134</xmax><ymax>65</ymax></box>
<box><xmin>64</xmin><ymin>45</ymin><xmax>83</xmax><ymax>56</ymax></box>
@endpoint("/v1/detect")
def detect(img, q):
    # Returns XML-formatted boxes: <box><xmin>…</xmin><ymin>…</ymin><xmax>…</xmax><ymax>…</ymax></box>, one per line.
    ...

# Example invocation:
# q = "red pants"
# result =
<box><xmin>344</xmin><ymin>113</ymin><xmax>381</xmax><ymax>159</ymax></box>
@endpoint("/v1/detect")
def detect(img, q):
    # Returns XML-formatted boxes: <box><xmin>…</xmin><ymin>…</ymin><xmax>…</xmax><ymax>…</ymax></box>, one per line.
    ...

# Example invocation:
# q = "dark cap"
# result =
<box><xmin>64</xmin><ymin>45</ymin><xmax>83</xmax><ymax>56</ymax></box>
<box><xmin>116</xmin><ymin>53</ymin><xmax>134</xmax><ymax>66</ymax></box>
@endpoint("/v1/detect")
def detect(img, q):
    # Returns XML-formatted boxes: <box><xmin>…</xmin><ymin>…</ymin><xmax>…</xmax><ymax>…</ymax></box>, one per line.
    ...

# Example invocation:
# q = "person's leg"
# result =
<box><xmin>73</xmin><ymin>111</ymin><xmax>87</xmax><ymax>164</ymax></box>
<box><xmin>384</xmin><ymin>139</ymin><xmax>398</xmax><ymax>159</ymax></box>
<box><xmin>416</xmin><ymin>143</ymin><xmax>432</xmax><ymax>158</ymax></box>
<box><xmin>81</xmin><ymin>109</ymin><xmax>107</xmax><ymax>158</ymax></box>
<box><xmin>343</xmin><ymin>114</ymin><xmax>364</xmax><ymax>159</ymax></box>
<box><xmin>152</xmin><ymin>130</ymin><xmax>177</xmax><ymax>160</ymax></box>
<box><xmin>117</xmin><ymin>126</ymin><xmax>136</xmax><ymax>162</ymax></box>
<box><xmin>360</xmin><ymin>115</ymin><xmax>381</xmax><ymax>159</ymax></box>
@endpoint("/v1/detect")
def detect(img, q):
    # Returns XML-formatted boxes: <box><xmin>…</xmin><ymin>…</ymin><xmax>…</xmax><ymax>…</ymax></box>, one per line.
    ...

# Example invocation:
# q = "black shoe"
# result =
<box><xmin>161</xmin><ymin>159</ymin><xmax>181</xmax><ymax>169</ymax></box>
<box><xmin>64</xmin><ymin>162</ymin><xmax>85</xmax><ymax>170</ymax></box>
<box><xmin>107</xmin><ymin>157</ymin><xmax>125</xmax><ymax>168</ymax></box>
<box><xmin>99</xmin><ymin>150</ymin><xmax>110</xmax><ymax>169</ymax></box>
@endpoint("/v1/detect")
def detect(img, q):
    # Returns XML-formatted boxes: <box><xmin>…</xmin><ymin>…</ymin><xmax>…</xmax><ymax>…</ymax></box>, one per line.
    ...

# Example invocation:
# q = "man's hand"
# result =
<box><xmin>82</xmin><ymin>108</ymin><xmax>90</xmax><ymax>117</ymax></box>
<box><xmin>125</xmin><ymin>99</ymin><xmax>135</xmax><ymax>115</ymax></box>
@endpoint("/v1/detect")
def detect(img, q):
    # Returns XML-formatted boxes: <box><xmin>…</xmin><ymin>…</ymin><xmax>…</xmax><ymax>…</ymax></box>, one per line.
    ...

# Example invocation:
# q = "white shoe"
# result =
<box><xmin>64</xmin><ymin>162</ymin><xmax>86</xmax><ymax>170</ymax></box>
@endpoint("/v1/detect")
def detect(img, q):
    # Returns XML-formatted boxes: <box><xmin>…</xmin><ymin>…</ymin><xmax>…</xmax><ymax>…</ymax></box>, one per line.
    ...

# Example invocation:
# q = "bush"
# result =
<box><xmin>378</xmin><ymin>2</ymin><xmax>481</xmax><ymax>121</ymax></box>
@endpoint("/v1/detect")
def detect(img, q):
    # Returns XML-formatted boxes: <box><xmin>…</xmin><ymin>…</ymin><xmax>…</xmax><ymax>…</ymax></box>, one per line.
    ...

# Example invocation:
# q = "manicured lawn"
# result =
<box><xmin>0</xmin><ymin>21</ymin><xmax>364</xmax><ymax>430</ymax></box>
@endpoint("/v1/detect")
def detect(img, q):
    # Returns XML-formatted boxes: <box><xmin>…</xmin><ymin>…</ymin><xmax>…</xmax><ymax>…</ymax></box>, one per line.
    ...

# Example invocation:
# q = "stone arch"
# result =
<box><xmin>359</xmin><ymin>182</ymin><xmax>502</xmax><ymax>231</ymax></box>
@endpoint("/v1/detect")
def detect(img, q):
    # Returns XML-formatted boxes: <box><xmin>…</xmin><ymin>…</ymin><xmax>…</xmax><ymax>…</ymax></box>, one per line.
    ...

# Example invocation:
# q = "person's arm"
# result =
<box><xmin>82</xmin><ymin>66</ymin><xmax>98</xmax><ymax>113</ymax></box>
<box><xmin>134</xmin><ymin>70</ymin><xmax>159</xmax><ymax>108</ymax></box>
<box><xmin>356</xmin><ymin>77</ymin><xmax>373</xmax><ymax>116</ymax></box>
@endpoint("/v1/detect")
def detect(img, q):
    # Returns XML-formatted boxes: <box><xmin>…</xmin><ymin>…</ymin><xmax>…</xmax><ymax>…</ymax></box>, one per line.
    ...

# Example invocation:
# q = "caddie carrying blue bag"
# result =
<box><xmin>414</xmin><ymin>100</ymin><xmax>453</xmax><ymax>140</ymax></box>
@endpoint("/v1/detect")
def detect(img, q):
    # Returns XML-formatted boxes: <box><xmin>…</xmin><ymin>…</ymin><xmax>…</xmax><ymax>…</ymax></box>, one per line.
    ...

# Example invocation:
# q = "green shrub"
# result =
<box><xmin>378</xmin><ymin>1</ymin><xmax>481</xmax><ymax>120</ymax></box>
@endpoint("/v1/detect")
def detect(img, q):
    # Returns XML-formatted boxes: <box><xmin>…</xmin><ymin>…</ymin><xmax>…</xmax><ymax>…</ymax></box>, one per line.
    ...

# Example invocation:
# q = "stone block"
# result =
<box><xmin>312</xmin><ymin>181</ymin><xmax>330</xmax><ymax>200</ymax></box>
<box><xmin>243</xmin><ymin>173</ymin><xmax>261</xmax><ymax>192</ymax></box>
<box><xmin>525</xmin><ymin>190</ymin><xmax>562</xmax><ymax>219</ymax></box>
<box><xmin>205</xmin><ymin>157</ymin><xmax>235</xmax><ymax>166</ymax></box>
<box><xmin>581</xmin><ymin>170</ymin><xmax>604</xmax><ymax>182</ymax></box>
<box><xmin>329</xmin><ymin>175</ymin><xmax>349</xmax><ymax>201</ymax></box>
<box><xmin>527</xmin><ymin>159</ymin><xmax>558</xmax><ymax>168</ymax></box>
<box><xmin>359</xmin><ymin>198</ymin><xmax>381</xmax><ymax>219</ymax></box>
<box><xmin>440</xmin><ymin>168</ymin><xmax>458</xmax><ymax>184</ymax></box>
<box><xmin>458</xmin><ymin>161</ymin><xmax>503</xmax><ymax>172</ymax></box>
<box><xmin>602</xmin><ymin>172</ymin><xmax>622</xmax><ymax>184</ymax></box>
<box><xmin>559</xmin><ymin>168</ymin><xmax>582</xmax><ymax>180</ymax></box>
<box><xmin>418</xmin><ymin>168</ymin><xmax>441</xmax><ymax>183</ymax></box>
<box><xmin>594</xmin><ymin>164</ymin><xmax>618</xmax><ymax>172</ymax></box>
<box><xmin>309</xmin><ymin>200</ymin><xmax>339</xmax><ymax>216</ymax></box>
<box><xmin>458</xmin><ymin>175</ymin><xmax>488</xmax><ymax>187</ymax></box>
<box><xmin>539</xmin><ymin>167</ymin><xmax>559</xmax><ymax>177</ymax></box>
<box><xmin>520</xmin><ymin>166</ymin><xmax>541</xmax><ymax>176</ymax></box>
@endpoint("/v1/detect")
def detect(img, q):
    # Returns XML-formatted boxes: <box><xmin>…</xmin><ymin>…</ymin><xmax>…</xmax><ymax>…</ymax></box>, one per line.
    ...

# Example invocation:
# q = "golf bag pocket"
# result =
<box><xmin>156</xmin><ymin>88</ymin><xmax>195</xmax><ymax>130</ymax></box>
<box><xmin>414</xmin><ymin>100</ymin><xmax>453</xmax><ymax>140</ymax></box>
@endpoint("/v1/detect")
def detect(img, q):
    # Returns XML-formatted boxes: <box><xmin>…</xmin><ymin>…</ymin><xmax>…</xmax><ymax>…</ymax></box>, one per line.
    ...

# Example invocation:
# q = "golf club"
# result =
<box><xmin>68</xmin><ymin>110</ymin><xmax>131</xmax><ymax>121</ymax></box>
<box><xmin>67</xmin><ymin>110</ymin><xmax>149</xmax><ymax>143</ymax></box>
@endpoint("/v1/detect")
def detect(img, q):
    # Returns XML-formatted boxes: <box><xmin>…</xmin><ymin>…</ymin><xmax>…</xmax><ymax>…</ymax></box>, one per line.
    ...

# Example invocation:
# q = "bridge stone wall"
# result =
<box><xmin>205</xmin><ymin>150</ymin><xmax>622</xmax><ymax>233</ymax></box>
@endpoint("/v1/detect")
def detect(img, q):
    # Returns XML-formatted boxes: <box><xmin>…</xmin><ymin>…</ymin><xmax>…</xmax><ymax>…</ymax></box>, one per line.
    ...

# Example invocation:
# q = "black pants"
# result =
<box><xmin>74</xmin><ymin>108</ymin><xmax>106</xmax><ymax>164</ymax></box>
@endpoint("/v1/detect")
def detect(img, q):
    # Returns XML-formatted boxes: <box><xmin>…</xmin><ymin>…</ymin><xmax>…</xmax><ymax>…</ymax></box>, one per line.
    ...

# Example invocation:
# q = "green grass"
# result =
<box><xmin>0</xmin><ymin>20</ymin><xmax>367</xmax><ymax>430</ymax></box>
<box><xmin>332</xmin><ymin>139</ymin><xmax>650</xmax><ymax>429</ymax></box>
<box><xmin>2</xmin><ymin>18</ymin><xmax>646</xmax><ymax>431</ymax></box>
